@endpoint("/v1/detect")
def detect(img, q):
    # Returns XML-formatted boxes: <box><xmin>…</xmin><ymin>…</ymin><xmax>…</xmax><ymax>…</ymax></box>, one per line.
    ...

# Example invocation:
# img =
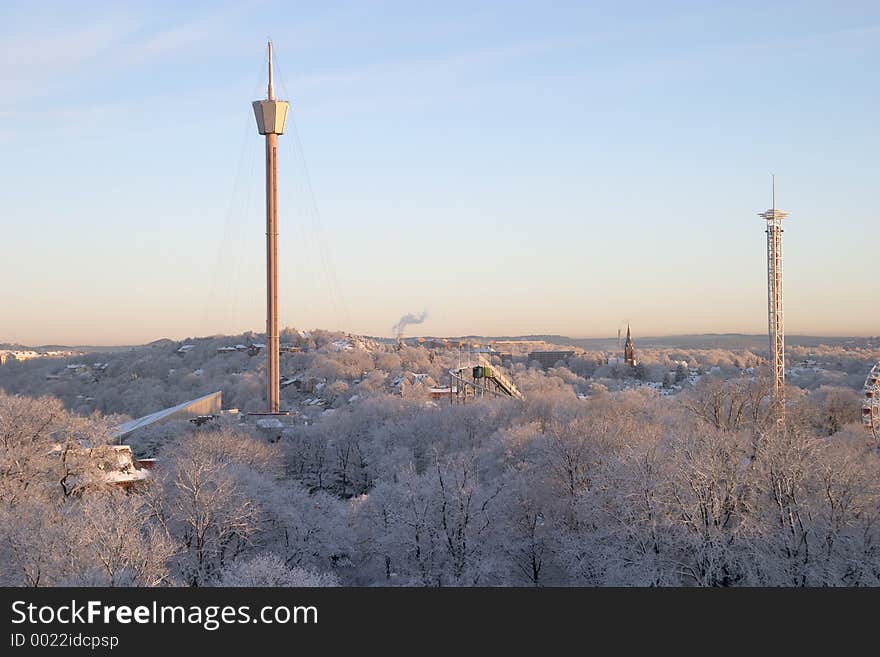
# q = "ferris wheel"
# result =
<box><xmin>863</xmin><ymin>363</ymin><xmax>880</xmax><ymax>444</ymax></box>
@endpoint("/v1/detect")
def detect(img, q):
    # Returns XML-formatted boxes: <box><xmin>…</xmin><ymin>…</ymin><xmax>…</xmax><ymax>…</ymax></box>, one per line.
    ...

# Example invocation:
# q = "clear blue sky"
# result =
<box><xmin>2</xmin><ymin>0</ymin><xmax>878</xmax><ymax>344</ymax></box>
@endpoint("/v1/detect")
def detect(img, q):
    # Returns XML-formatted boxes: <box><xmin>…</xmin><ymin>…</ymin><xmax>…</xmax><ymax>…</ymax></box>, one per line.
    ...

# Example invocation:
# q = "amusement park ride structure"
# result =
<box><xmin>253</xmin><ymin>41</ymin><xmax>289</xmax><ymax>415</ymax></box>
<box><xmin>241</xmin><ymin>43</ymin><xmax>869</xmax><ymax>434</ymax></box>
<box><xmin>449</xmin><ymin>355</ymin><xmax>524</xmax><ymax>402</ymax></box>
<box><xmin>759</xmin><ymin>176</ymin><xmax>788</xmax><ymax>431</ymax></box>
<box><xmin>863</xmin><ymin>363</ymin><xmax>880</xmax><ymax>445</ymax></box>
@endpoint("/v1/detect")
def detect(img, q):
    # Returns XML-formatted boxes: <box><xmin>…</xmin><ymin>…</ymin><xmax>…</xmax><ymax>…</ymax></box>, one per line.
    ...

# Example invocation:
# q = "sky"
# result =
<box><xmin>1</xmin><ymin>0</ymin><xmax>879</xmax><ymax>345</ymax></box>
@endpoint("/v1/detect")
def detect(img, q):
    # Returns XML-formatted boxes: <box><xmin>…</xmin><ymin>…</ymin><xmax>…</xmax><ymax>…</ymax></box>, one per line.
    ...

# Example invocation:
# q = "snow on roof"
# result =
<box><xmin>101</xmin><ymin>469</ymin><xmax>150</xmax><ymax>484</ymax></box>
<box><xmin>47</xmin><ymin>443</ymin><xmax>150</xmax><ymax>485</ymax></box>
<box><xmin>392</xmin><ymin>372</ymin><xmax>433</xmax><ymax>387</ymax></box>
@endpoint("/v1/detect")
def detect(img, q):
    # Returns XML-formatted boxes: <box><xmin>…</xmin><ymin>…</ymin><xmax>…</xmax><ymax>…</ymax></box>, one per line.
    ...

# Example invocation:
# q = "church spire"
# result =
<box><xmin>624</xmin><ymin>324</ymin><xmax>636</xmax><ymax>367</ymax></box>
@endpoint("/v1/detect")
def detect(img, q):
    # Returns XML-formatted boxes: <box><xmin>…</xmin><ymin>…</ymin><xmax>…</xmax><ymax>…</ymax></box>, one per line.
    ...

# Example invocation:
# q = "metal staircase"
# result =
<box><xmin>476</xmin><ymin>355</ymin><xmax>523</xmax><ymax>400</ymax></box>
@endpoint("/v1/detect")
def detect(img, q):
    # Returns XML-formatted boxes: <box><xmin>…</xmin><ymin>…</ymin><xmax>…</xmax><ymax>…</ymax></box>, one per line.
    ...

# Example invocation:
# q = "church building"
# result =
<box><xmin>624</xmin><ymin>324</ymin><xmax>637</xmax><ymax>367</ymax></box>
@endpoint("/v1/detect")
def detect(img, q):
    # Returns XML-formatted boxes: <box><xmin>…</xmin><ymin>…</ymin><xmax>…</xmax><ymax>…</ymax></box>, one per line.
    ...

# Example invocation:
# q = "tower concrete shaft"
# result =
<box><xmin>265</xmin><ymin>131</ymin><xmax>279</xmax><ymax>413</ymax></box>
<box><xmin>758</xmin><ymin>178</ymin><xmax>789</xmax><ymax>423</ymax></box>
<box><xmin>253</xmin><ymin>41</ymin><xmax>289</xmax><ymax>413</ymax></box>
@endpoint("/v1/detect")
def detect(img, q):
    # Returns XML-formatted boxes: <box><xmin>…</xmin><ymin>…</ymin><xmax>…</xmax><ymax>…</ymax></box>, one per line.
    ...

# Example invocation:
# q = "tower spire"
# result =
<box><xmin>624</xmin><ymin>324</ymin><xmax>636</xmax><ymax>367</ymax></box>
<box><xmin>267</xmin><ymin>40</ymin><xmax>274</xmax><ymax>101</ymax></box>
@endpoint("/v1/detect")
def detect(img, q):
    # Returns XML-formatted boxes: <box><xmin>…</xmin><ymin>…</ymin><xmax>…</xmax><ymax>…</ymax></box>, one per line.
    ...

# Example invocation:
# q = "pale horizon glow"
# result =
<box><xmin>2</xmin><ymin>1</ymin><xmax>879</xmax><ymax>346</ymax></box>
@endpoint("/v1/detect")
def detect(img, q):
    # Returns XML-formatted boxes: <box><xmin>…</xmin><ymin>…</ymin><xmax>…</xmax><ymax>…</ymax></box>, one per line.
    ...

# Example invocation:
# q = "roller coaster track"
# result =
<box><xmin>449</xmin><ymin>355</ymin><xmax>524</xmax><ymax>401</ymax></box>
<box><xmin>863</xmin><ymin>362</ymin><xmax>880</xmax><ymax>445</ymax></box>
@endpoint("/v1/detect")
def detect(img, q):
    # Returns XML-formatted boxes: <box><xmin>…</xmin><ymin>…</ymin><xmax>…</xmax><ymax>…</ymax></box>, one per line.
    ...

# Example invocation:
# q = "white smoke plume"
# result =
<box><xmin>393</xmin><ymin>310</ymin><xmax>428</xmax><ymax>340</ymax></box>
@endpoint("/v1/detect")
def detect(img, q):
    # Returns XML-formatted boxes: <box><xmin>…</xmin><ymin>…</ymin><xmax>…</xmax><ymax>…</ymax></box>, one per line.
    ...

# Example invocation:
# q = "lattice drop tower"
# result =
<box><xmin>758</xmin><ymin>176</ymin><xmax>789</xmax><ymax>419</ymax></box>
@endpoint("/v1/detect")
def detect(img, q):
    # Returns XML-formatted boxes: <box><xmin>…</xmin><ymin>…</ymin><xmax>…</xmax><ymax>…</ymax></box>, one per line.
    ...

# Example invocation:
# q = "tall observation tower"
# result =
<box><xmin>253</xmin><ymin>41</ymin><xmax>289</xmax><ymax>413</ymax></box>
<box><xmin>758</xmin><ymin>176</ymin><xmax>789</xmax><ymax>422</ymax></box>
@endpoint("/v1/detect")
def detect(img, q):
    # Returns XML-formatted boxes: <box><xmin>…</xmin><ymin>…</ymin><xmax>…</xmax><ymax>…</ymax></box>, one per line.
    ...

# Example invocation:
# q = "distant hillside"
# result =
<box><xmin>387</xmin><ymin>334</ymin><xmax>879</xmax><ymax>352</ymax></box>
<box><xmin>6</xmin><ymin>333</ymin><xmax>878</xmax><ymax>354</ymax></box>
<box><xmin>0</xmin><ymin>343</ymin><xmax>142</xmax><ymax>353</ymax></box>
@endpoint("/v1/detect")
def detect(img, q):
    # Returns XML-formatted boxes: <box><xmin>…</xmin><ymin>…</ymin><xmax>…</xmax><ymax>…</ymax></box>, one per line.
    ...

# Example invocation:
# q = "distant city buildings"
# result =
<box><xmin>529</xmin><ymin>350</ymin><xmax>575</xmax><ymax>369</ymax></box>
<box><xmin>0</xmin><ymin>349</ymin><xmax>83</xmax><ymax>365</ymax></box>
